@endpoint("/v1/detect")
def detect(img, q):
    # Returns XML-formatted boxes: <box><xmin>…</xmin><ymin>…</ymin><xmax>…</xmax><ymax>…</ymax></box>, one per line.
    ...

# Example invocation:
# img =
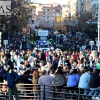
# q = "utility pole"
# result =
<box><xmin>98</xmin><ymin>1</ymin><xmax>100</xmax><ymax>52</ymax></box>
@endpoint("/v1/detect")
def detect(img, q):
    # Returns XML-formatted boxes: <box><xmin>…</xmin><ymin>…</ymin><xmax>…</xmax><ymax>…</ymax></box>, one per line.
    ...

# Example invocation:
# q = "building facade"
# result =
<box><xmin>27</xmin><ymin>0</ymin><xmax>99</xmax><ymax>29</ymax></box>
<box><xmin>29</xmin><ymin>3</ymin><xmax>62</xmax><ymax>28</ymax></box>
<box><xmin>76</xmin><ymin>0</ymin><xmax>91</xmax><ymax>15</ymax></box>
<box><xmin>64</xmin><ymin>0</ymin><xmax>78</xmax><ymax>26</ymax></box>
<box><xmin>76</xmin><ymin>0</ymin><xmax>99</xmax><ymax>22</ymax></box>
<box><xmin>91</xmin><ymin>0</ymin><xmax>98</xmax><ymax>21</ymax></box>
<box><xmin>29</xmin><ymin>1</ymin><xmax>79</xmax><ymax>28</ymax></box>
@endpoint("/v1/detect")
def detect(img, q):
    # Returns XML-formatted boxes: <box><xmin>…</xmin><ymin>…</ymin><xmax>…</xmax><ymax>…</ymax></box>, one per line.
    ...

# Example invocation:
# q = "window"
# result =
<box><xmin>95</xmin><ymin>17</ymin><xmax>98</xmax><ymax>21</ymax></box>
<box><xmin>56</xmin><ymin>14</ymin><xmax>59</xmax><ymax>16</ymax></box>
<box><xmin>92</xmin><ymin>4</ymin><xmax>98</xmax><ymax>9</ymax></box>
<box><xmin>47</xmin><ymin>16</ymin><xmax>49</xmax><ymax>19</ymax></box>
<box><xmin>58</xmin><ymin>10</ymin><xmax>60</xmax><ymax>12</ymax></box>
<box><xmin>96</xmin><ymin>14</ymin><xmax>98</xmax><ymax>16</ymax></box>
<box><xmin>43</xmin><ymin>12</ymin><xmax>45</xmax><ymax>14</ymax></box>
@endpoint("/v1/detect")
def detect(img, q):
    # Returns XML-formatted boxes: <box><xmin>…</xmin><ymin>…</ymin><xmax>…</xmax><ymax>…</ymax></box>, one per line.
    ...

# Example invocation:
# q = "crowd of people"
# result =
<box><xmin>0</xmin><ymin>47</ymin><xmax>100</xmax><ymax>100</ymax></box>
<box><xmin>54</xmin><ymin>33</ymin><xmax>95</xmax><ymax>51</ymax></box>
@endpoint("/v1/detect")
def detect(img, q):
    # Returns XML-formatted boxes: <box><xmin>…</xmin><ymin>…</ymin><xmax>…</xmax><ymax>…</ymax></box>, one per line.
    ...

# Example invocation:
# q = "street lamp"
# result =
<box><xmin>98</xmin><ymin>1</ymin><xmax>100</xmax><ymax>52</ymax></box>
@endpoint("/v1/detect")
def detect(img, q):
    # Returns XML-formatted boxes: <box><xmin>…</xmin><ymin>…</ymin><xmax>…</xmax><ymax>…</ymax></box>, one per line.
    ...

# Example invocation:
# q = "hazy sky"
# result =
<box><xmin>35</xmin><ymin>0</ymin><xmax>67</xmax><ymax>4</ymax></box>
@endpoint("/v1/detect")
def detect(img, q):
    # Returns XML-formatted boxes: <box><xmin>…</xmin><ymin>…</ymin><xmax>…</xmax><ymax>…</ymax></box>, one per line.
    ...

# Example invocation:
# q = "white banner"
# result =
<box><xmin>89</xmin><ymin>41</ymin><xmax>94</xmax><ymax>45</ymax></box>
<box><xmin>38</xmin><ymin>30</ymin><xmax>48</xmax><ymax>36</ymax></box>
<box><xmin>3</xmin><ymin>40</ymin><xmax>8</xmax><ymax>45</ymax></box>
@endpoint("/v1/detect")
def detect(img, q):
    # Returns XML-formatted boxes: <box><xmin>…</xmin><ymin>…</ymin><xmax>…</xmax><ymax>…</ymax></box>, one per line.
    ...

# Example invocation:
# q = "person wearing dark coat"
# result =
<box><xmin>66</xmin><ymin>60</ymin><xmax>71</xmax><ymax>69</ymax></box>
<box><xmin>5</xmin><ymin>50</ymin><xmax>11</xmax><ymax>60</ymax></box>
<box><xmin>40</xmin><ymin>50</ymin><xmax>46</xmax><ymax>61</ymax></box>
<box><xmin>89</xmin><ymin>69</ymin><xmax>100</xmax><ymax>97</ymax></box>
<box><xmin>48</xmin><ymin>54</ymin><xmax>52</xmax><ymax>64</ymax></box>
<box><xmin>4</xmin><ymin>65</ymin><xmax>20</xmax><ymax>100</ymax></box>
<box><xmin>52</xmin><ymin>55</ymin><xmax>58</xmax><ymax>71</ymax></box>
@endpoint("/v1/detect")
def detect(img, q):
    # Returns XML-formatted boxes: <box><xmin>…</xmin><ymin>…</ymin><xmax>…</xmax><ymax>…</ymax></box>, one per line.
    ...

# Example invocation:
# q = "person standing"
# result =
<box><xmin>40</xmin><ymin>50</ymin><xmax>46</xmax><ymax>62</ymax></box>
<box><xmin>32</xmin><ymin>70</ymin><xmax>40</xmax><ymax>100</ymax></box>
<box><xmin>22</xmin><ymin>35</ymin><xmax>27</xmax><ymax>50</ymax></box>
<box><xmin>38</xmin><ymin>70</ymin><xmax>55</xmax><ymax>100</ymax></box>
<box><xmin>28</xmin><ymin>53</ymin><xmax>34</xmax><ymax>67</ymax></box>
<box><xmin>4</xmin><ymin>65</ymin><xmax>20</xmax><ymax>100</ymax></box>
<box><xmin>52</xmin><ymin>55</ymin><xmax>58</xmax><ymax>71</ymax></box>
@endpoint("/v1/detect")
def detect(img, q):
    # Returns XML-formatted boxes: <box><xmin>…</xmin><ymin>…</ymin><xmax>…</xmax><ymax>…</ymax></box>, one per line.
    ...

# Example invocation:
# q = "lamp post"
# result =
<box><xmin>98</xmin><ymin>1</ymin><xmax>100</xmax><ymax>52</ymax></box>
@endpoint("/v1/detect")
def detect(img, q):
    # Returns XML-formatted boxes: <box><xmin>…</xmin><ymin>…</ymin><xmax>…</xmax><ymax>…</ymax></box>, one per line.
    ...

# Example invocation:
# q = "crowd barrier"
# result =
<box><xmin>0</xmin><ymin>83</ymin><xmax>96</xmax><ymax>100</ymax></box>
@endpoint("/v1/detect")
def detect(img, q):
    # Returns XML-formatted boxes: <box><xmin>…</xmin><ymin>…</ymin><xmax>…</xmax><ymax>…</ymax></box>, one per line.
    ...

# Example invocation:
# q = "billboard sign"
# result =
<box><xmin>38</xmin><ymin>30</ymin><xmax>48</xmax><ymax>36</ymax></box>
<box><xmin>0</xmin><ymin>1</ymin><xmax>11</xmax><ymax>15</ymax></box>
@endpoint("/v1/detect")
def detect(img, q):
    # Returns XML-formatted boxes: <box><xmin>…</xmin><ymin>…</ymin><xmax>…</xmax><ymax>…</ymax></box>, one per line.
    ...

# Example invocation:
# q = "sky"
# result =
<box><xmin>32</xmin><ymin>0</ymin><xmax>67</xmax><ymax>4</ymax></box>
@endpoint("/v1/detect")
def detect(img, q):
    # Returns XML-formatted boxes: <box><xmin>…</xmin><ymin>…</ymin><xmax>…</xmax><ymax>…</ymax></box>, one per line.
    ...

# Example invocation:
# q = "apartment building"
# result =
<box><xmin>29</xmin><ymin>1</ymin><xmax>81</xmax><ymax>28</ymax></box>
<box><xmin>28</xmin><ymin>0</ymin><xmax>99</xmax><ymax>29</ymax></box>
<box><xmin>63</xmin><ymin>0</ymin><xmax>78</xmax><ymax>26</ymax></box>
<box><xmin>29</xmin><ymin>3</ymin><xmax>62</xmax><ymax>27</ymax></box>
<box><xmin>38</xmin><ymin>3</ymin><xmax>62</xmax><ymax>27</ymax></box>
<box><xmin>76</xmin><ymin>0</ymin><xmax>99</xmax><ymax>22</ymax></box>
<box><xmin>91</xmin><ymin>0</ymin><xmax>99</xmax><ymax>21</ymax></box>
<box><xmin>76</xmin><ymin>0</ymin><xmax>91</xmax><ymax>15</ymax></box>
<box><xmin>27</xmin><ymin>5</ymin><xmax>36</xmax><ymax>29</ymax></box>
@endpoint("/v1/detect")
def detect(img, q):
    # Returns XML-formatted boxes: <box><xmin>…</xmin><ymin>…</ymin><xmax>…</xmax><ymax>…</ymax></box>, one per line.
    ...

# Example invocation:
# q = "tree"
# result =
<box><xmin>0</xmin><ymin>0</ymin><xmax>31</xmax><ymax>39</ymax></box>
<box><xmin>77</xmin><ymin>11</ymin><xmax>92</xmax><ymax>32</ymax></box>
<box><xmin>53</xmin><ymin>16</ymin><xmax>62</xmax><ymax>31</ymax></box>
<box><xmin>55</xmin><ymin>16</ymin><xmax>61</xmax><ymax>24</ymax></box>
<box><xmin>77</xmin><ymin>11</ymin><xmax>98</xmax><ymax>39</ymax></box>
